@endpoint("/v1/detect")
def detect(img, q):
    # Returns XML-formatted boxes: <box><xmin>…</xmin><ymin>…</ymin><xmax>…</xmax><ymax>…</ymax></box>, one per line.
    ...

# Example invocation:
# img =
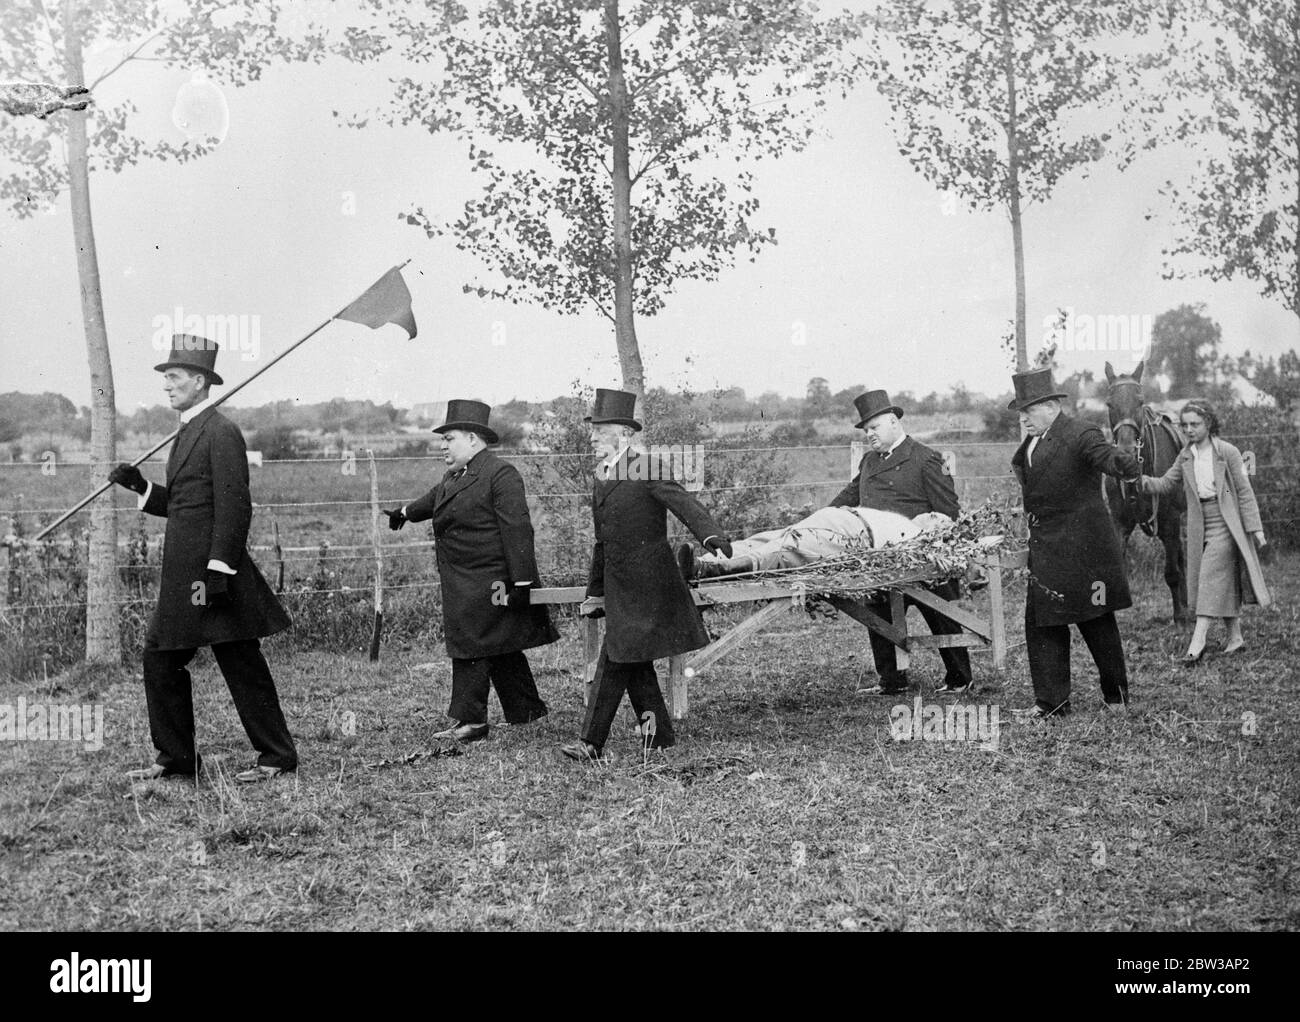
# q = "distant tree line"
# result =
<box><xmin>4</xmin><ymin>302</ymin><xmax>1296</xmax><ymax>458</ymax></box>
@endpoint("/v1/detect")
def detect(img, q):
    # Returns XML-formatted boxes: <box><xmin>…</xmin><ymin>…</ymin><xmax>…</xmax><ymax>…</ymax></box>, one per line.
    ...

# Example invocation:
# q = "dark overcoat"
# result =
<box><xmin>588</xmin><ymin>450</ymin><xmax>726</xmax><ymax>663</ymax></box>
<box><xmin>1011</xmin><ymin>412</ymin><xmax>1140</xmax><ymax>626</ymax></box>
<box><xmin>405</xmin><ymin>449</ymin><xmax>559</xmax><ymax>660</ymax></box>
<box><xmin>830</xmin><ymin>435</ymin><xmax>960</xmax><ymax>519</ymax></box>
<box><xmin>143</xmin><ymin>407</ymin><xmax>290</xmax><ymax>651</ymax></box>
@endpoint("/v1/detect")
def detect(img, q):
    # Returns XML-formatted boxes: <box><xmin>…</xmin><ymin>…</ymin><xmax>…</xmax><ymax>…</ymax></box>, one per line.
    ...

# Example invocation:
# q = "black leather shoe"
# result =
<box><xmin>935</xmin><ymin>679</ymin><xmax>973</xmax><ymax>695</ymax></box>
<box><xmin>676</xmin><ymin>543</ymin><xmax>696</xmax><ymax>581</ymax></box>
<box><xmin>560</xmin><ymin>741</ymin><xmax>605</xmax><ymax>763</ymax></box>
<box><xmin>1174</xmin><ymin>649</ymin><xmax>1205</xmax><ymax>667</ymax></box>
<box><xmin>433</xmin><ymin>722</ymin><xmax>489</xmax><ymax>743</ymax></box>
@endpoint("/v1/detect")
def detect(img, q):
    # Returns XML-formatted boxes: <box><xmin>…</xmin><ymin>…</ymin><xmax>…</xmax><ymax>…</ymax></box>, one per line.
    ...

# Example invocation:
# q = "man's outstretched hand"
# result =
<box><xmin>382</xmin><ymin>508</ymin><xmax>407</xmax><ymax>531</ymax></box>
<box><xmin>109</xmin><ymin>464</ymin><xmax>147</xmax><ymax>494</ymax></box>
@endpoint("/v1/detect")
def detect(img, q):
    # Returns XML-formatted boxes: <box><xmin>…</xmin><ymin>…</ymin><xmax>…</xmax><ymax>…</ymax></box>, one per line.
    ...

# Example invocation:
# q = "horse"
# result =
<box><xmin>1103</xmin><ymin>360</ymin><xmax>1189</xmax><ymax>623</ymax></box>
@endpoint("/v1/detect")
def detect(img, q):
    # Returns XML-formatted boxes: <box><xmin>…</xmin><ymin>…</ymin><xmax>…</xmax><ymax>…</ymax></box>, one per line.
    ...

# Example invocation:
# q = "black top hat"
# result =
<box><xmin>154</xmin><ymin>334</ymin><xmax>224</xmax><ymax>386</ymax></box>
<box><xmin>853</xmin><ymin>390</ymin><xmax>904</xmax><ymax>429</ymax></box>
<box><xmin>1007</xmin><ymin>369</ymin><xmax>1068</xmax><ymax>411</ymax></box>
<box><xmin>584</xmin><ymin>388</ymin><xmax>642</xmax><ymax>432</ymax></box>
<box><xmin>432</xmin><ymin>399</ymin><xmax>499</xmax><ymax>444</ymax></box>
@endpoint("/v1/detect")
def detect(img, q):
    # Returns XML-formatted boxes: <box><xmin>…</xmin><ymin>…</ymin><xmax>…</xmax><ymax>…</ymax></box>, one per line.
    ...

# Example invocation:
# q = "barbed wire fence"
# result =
<box><xmin>2</xmin><ymin>435</ymin><xmax>1297</xmax><ymax>677</ymax></box>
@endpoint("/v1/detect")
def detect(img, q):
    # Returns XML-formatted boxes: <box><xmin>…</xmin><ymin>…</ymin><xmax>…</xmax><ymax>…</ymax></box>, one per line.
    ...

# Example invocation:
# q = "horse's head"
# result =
<box><xmin>1104</xmin><ymin>359</ymin><xmax>1146</xmax><ymax>454</ymax></box>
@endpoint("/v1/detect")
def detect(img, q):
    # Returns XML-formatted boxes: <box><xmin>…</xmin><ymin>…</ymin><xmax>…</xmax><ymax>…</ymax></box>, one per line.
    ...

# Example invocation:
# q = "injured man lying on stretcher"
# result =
<box><xmin>679</xmin><ymin>506</ymin><xmax>953</xmax><ymax>580</ymax></box>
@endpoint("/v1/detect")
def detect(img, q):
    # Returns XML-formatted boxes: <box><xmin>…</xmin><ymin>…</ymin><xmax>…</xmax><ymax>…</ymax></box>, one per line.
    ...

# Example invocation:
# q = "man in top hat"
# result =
<box><xmin>1008</xmin><ymin>368</ymin><xmax>1141</xmax><ymax>718</ymax></box>
<box><xmin>384</xmin><ymin>400</ymin><xmax>557</xmax><ymax>743</ymax></box>
<box><xmin>109</xmin><ymin>336</ymin><xmax>297</xmax><ymax>783</ymax></box>
<box><xmin>560</xmin><ymin>388</ymin><xmax>733</xmax><ymax>762</ymax></box>
<box><xmin>829</xmin><ymin>390</ymin><xmax>974</xmax><ymax>696</ymax></box>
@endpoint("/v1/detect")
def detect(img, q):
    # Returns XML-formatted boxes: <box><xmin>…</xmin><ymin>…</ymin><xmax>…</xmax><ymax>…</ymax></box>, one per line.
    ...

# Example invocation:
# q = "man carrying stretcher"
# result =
<box><xmin>683</xmin><ymin>389</ymin><xmax>975</xmax><ymax>697</ymax></box>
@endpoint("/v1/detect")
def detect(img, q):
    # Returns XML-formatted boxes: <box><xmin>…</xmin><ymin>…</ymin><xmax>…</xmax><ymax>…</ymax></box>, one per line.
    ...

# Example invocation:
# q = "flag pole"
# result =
<box><xmin>34</xmin><ymin>261</ymin><xmax>413</xmax><ymax>541</ymax></box>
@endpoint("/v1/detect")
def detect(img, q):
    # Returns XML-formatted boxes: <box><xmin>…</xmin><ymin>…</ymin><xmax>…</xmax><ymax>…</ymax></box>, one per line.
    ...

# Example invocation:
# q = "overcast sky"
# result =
<box><xmin>2</xmin><ymin>3</ymin><xmax>1297</xmax><ymax>417</ymax></box>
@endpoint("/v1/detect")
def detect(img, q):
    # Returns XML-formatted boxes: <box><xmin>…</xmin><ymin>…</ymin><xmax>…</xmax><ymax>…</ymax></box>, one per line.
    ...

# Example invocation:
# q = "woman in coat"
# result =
<box><xmin>1142</xmin><ymin>399</ymin><xmax>1270</xmax><ymax>664</ymax></box>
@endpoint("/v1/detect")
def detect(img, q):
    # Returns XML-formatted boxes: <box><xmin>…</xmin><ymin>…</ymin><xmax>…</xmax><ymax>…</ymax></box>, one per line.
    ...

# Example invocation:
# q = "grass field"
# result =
<box><xmin>1</xmin><ymin>544</ymin><xmax>1296</xmax><ymax>931</ymax></box>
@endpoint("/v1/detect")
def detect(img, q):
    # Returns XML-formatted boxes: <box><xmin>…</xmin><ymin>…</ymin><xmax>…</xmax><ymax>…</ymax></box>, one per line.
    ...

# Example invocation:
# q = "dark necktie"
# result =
<box><xmin>166</xmin><ymin>418</ymin><xmax>192</xmax><ymax>479</ymax></box>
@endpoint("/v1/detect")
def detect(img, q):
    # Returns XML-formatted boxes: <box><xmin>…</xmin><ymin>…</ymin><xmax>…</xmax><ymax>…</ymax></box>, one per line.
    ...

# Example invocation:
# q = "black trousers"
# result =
<box><xmin>868</xmin><ymin>579</ymin><xmax>973</xmax><ymax>689</ymax></box>
<box><xmin>449</xmin><ymin>651</ymin><xmax>548</xmax><ymax>724</ymax></box>
<box><xmin>1025</xmin><ymin>605</ymin><xmax>1129</xmax><ymax>714</ymax></box>
<box><xmin>142</xmin><ymin>637</ymin><xmax>297</xmax><ymax>773</ymax></box>
<box><xmin>580</xmin><ymin>646</ymin><xmax>675</xmax><ymax>751</ymax></box>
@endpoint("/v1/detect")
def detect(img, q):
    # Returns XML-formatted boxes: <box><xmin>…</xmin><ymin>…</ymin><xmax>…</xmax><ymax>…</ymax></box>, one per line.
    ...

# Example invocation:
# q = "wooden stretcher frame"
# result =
<box><xmin>531</xmin><ymin>546</ymin><xmax>1028</xmax><ymax>721</ymax></box>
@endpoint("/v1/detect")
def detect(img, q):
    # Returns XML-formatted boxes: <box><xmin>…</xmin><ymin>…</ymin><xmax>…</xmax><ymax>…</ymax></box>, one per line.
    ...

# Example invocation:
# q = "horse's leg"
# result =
<box><xmin>1161</xmin><ymin>504</ymin><xmax>1189</xmax><ymax>623</ymax></box>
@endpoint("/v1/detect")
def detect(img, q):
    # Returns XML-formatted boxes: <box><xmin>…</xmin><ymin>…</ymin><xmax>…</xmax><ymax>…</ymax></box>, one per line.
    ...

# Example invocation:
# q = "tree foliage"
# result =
<box><xmin>1157</xmin><ymin>0</ymin><xmax>1300</xmax><ymax>318</ymax></box>
<box><xmin>334</xmin><ymin>0</ymin><xmax>867</xmax><ymax>391</ymax></box>
<box><xmin>1238</xmin><ymin>348</ymin><xmax>1300</xmax><ymax>413</ymax></box>
<box><xmin>1148</xmin><ymin>302</ymin><xmax>1222</xmax><ymax>398</ymax></box>
<box><xmin>0</xmin><ymin>0</ymin><xmax>323</xmax><ymax>216</ymax></box>
<box><xmin>868</xmin><ymin>0</ymin><xmax>1173</xmax><ymax>368</ymax></box>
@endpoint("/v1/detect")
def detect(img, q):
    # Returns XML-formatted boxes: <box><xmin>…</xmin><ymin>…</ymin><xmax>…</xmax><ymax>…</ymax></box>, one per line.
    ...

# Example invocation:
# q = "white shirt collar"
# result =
<box><xmin>883</xmin><ymin>433</ymin><xmax>908</xmax><ymax>457</ymax></box>
<box><xmin>601</xmin><ymin>443</ymin><xmax>634</xmax><ymax>477</ymax></box>
<box><xmin>179</xmin><ymin>398</ymin><xmax>213</xmax><ymax>424</ymax></box>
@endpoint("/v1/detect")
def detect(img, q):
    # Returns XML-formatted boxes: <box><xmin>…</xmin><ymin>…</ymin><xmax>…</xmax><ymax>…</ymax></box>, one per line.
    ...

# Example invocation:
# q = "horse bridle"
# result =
<box><xmin>1108</xmin><ymin>378</ymin><xmax>1157</xmax><ymax>530</ymax></box>
<box><xmin>1108</xmin><ymin>379</ymin><xmax>1145</xmax><ymax>450</ymax></box>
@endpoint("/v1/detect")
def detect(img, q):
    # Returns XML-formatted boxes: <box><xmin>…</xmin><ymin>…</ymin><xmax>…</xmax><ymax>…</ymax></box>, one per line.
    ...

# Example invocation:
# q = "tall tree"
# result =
<box><xmin>868</xmin><ymin>0</ymin><xmax>1172</xmax><ymax>370</ymax></box>
<box><xmin>1148</xmin><ymin>303</ymin><xmax>1222</xmax><ymax>397</ymax></box>
<box><xmin>335</xmin><ymin>0</ymin><xmax>867</xmax><ymax>398</ymax></box>
<box><xmin>803</xmin><ymin>375</ymin><xmax>832</xmax><ymax>419</ymax></box>
<box><xmin>1158</xmin><ymin>0</ymin><xmax>1300</xmax><ymax>320</ymax></box>
<box><xmin>0</xmin><ymin>0</ymin><xmax>310</xmax><ymax>663</ymax></box>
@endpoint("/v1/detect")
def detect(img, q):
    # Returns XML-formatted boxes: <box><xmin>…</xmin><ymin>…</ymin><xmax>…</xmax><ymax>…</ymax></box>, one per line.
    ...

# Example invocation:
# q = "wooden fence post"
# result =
<box><xmin>850</xmin><ymin>440</ymin><xmax>868</xmax><ymax>479</ymax></box>
<box><xmin>367</xmin><ymin>450</ymin><xmax>384</xmax><ymax>661</ymax></box>
<box><xmin>0</xmin><ymin>514</ymin><xmax>12</xmax><ymax>616</ymax></box>
<box><xmin>271</xmin><ymin>516</ymin><xmax>284</xmax><ymax>593</ymax></box>
<box><xmin>987</xmin><ymin>556</ymin><xmax>1006</xmax><ymax>673</ymax></box>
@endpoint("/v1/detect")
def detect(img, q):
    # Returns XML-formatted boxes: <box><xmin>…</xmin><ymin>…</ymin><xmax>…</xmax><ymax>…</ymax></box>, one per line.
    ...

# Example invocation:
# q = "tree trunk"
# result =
<box><xmin>64</xmin><ymin>0</ymin><xmax>121</xmax><ymax>664</ymax></box>
<box><xmin>998</xmin><ymin>0</ymin><xmax>1028</xmax><ymax>371</ymax></box>
<box><xmin>1294</xmin><ymin>1</ymin><xmax>1299</xmax><ymax>320</ymax></box>
<box><xmin>604</xmin><ymin>0</ymin><xmax>646</xmax><ymax>399</ymax></box>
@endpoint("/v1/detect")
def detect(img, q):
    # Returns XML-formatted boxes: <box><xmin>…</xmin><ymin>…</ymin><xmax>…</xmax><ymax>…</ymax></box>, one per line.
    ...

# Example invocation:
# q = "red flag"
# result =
<box><xmin>336</xmin><ymin>265</ymin><xmax>418</xmax><ymax>339</ymax></box>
